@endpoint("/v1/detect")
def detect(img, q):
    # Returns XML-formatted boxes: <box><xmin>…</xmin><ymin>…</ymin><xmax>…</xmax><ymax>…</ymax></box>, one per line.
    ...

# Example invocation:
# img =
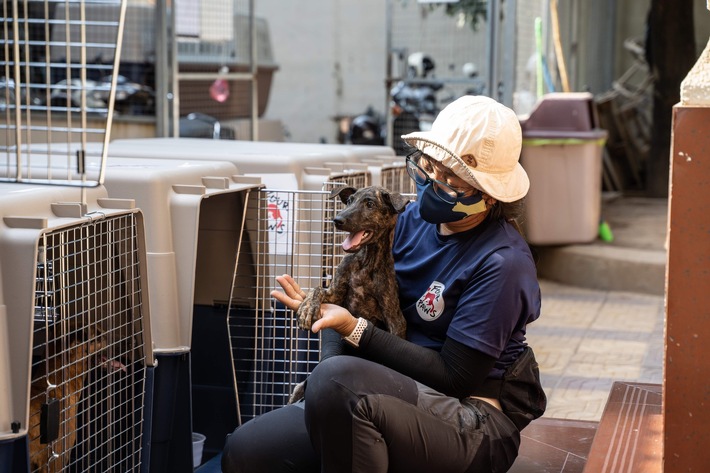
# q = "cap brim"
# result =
<box><xmin>402</xmin><ymin>131</ymin><xmax>529</xmax><ymax>202</ymax></box>
<box><xmin>469</xmin><ymin>162</ymin><xmax>530</xmax><ymax>202</ymax></box>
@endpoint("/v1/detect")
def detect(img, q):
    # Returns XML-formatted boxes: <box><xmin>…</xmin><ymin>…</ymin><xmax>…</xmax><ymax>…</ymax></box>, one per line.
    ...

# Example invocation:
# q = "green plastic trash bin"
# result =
<box><xmin>519</xmin><ymin>93</ymin><xmax>608</xmax><ymax>245</ymax></box>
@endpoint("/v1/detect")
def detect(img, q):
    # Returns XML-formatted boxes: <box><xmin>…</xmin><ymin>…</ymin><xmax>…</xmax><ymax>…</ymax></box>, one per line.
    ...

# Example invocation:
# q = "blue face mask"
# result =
<box><xmin>416</xmin><ymin>182</ymin><xmax>487</xmax><ymax>224</ymax></box>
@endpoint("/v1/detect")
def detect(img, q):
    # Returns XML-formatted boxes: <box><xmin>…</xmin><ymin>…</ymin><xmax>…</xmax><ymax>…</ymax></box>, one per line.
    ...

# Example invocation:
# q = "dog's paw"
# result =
<box><xmin>296</xmin><ymin>301</ymin><xmax>318</xmax><ymax>330</ymax></box>
<box><xmin>296</xmin><ymin>288</ymin><xmax>322</xmax><ymax>331</ymax></box>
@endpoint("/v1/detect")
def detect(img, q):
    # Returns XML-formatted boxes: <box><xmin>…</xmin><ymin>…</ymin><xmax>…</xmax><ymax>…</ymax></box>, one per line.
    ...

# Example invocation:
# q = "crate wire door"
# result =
<box><xmin>30</xmin><ymin>213</ymin><xmax>147</xmax><ymax>472</ymax></box>
<box><xmin>229</xmin><ymin>180</ymin><xmax>368</xmax><ymax>422</ymax></box>
<box><xmin>226</xmin><ymin>166</ymin><xmax>418</xmax><ymax>423</ymax></box>
<box><xmin>380</xmin><ymin>162</ymin><xmax>415</xmax><ymax>195</ymax></box>
<box><xmin>1</xmin><ymin>0</ymin><xmax>127</xmax><ymax>186</ymax></box>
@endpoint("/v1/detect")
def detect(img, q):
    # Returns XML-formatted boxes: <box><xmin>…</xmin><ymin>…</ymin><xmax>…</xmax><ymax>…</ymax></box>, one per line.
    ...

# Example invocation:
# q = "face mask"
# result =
<box><xmin>416</xmin><ymin>182</ymin><xmax>487</xmax><ymax>224</ymax></box>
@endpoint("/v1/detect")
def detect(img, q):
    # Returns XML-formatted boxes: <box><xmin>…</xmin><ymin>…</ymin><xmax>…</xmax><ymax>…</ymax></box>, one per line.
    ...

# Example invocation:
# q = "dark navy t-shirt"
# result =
<box><xmin>392</xmin><ymin>201</ymin><xmax>541</xmax><ymax>377</ymax></box>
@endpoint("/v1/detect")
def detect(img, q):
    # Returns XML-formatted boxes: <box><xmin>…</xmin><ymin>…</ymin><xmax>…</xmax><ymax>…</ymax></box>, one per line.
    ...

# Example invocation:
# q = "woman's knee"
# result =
<box><xmin>221</xmin><ymin>415</ymin><xmax>270</xmax><ymax>473</ymax></box>
<box><xmin>305</xmin><ymin>356</ymin><xmax>368</xmax><ymax>405</ymax></box>
<box><xmin>306</xmin><ymin>356</ymin><xmax>418</xmax><ymax>406</ymax></box>
<box><xmin>303</xmin><ymin>356</ymin><xmax>368</xmax><ymax>432</ymax></box>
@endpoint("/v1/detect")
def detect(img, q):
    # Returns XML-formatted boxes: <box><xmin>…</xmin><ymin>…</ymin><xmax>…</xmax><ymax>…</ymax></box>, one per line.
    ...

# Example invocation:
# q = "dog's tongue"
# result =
<box><xmin>342</xmin><ymin>230</ymin><xmax>366</xmax><ymax>251</ymax></box>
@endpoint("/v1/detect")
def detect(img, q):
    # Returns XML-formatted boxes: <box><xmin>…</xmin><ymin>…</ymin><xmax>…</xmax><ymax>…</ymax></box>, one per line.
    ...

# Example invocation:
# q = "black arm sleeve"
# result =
<box><xmin>357</xmin><ymin>322</ymin><xmax>497</xmax><ymax>399</ymax></box>
<box><xmin>320</xmin><ymin>328</ymin><xmax>345</xmax><ymax>361</ymax></box>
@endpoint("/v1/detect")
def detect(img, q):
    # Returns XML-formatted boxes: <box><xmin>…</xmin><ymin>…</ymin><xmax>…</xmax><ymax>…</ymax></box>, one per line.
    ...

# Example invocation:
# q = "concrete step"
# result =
<box><xmin>530</xmin><ymin>196</ymin><xmax>667</xmax><ymax>296</ymax></box>
<box><xmin>533</xmin><ymin>244</ymin><xmax>665</xmax><ymax>296</ymax></box>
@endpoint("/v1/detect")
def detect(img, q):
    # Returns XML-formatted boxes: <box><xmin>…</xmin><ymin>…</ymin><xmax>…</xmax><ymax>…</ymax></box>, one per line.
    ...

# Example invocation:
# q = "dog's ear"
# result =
<box><xmin>330</xmin><ymin>186</ymin><xmax>357</xmax><ymax>204</ymax></box>
<box><xmin>382</xmin><ymin>191</ymin><xmax>410</xmax><ymax>214</ymax></box>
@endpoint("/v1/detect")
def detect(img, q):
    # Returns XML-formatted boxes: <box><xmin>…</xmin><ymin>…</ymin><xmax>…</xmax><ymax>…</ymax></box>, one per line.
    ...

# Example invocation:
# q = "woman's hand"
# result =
<box><xmin>312</xmin><ymin>304</ymin><xmax>358</xmax><ymax>337</ymax></box>
<box><xmin>270</xmin><ymin>274</ymin><xmax>306</xmax><ymax>311</ymax></box>
<box><xmin>271</xmin><ymin>274</ymin><xmax>358</xmax><ymax>337</ymax></box>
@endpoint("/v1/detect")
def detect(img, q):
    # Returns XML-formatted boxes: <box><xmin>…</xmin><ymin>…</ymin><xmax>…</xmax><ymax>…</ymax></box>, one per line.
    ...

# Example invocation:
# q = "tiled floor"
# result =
<box><xmin>529</xmin><ymin>280</ymin><xmax>665</xmax><ymax>422</ymax></box>
<box><xmin>510</xmin><ymin>418</ymin><xmax>598</xmax><ymax>473</ymax></box>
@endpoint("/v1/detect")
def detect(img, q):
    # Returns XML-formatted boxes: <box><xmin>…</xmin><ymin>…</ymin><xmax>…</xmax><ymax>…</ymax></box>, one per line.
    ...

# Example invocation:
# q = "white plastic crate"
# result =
<box><xmin>359</xmin><ymin>155</ymin><xmax>416</xmax><ymax>193</ymax></box>
<box><xmin>97</xmin><ymin>156</ymin><xmax>263</xmax><ymax>353</ymax></box>
<box><xmin>0</xmin><ymin>183</ymin><xmax>152</xmax><ymax>472</ymax></box>
<box><xmin>98</xmin><ymin>139</ymin><xmax>377</xmax><ymax>324</ymax></box>
<box><xmin>102</xmin><ymin>138</ymin><xmax>395</xmax><ymax>190</ymax></box>
<box><xmin>96</xmin><ymin>155</ymin><xmax>266</xmax><ymax>466</ymax></box>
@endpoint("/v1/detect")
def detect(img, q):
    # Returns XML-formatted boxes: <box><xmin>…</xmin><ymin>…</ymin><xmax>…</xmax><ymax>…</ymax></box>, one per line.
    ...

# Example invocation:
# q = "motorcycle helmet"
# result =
<box><xmin>349</xmin><ymin>113</ymin><xmax>384</xmax><ymax>146</ymax></box>
<box><xmin>407</xmin><ymin>52</ymin><xmax>435</xmax><ymax>78</ymax></box>
<box><xmin>462</xmin><ymin>62</ymin><xmax>479</xmax><ymax>78</ymax></box>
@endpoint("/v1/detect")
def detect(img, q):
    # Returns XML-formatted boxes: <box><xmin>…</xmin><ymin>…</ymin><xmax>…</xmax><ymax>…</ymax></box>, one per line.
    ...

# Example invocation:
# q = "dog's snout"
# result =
<box><xmin>333</xmin><ymin>215</ymin><xmax>345</xmax><ymax>228</ymax></box>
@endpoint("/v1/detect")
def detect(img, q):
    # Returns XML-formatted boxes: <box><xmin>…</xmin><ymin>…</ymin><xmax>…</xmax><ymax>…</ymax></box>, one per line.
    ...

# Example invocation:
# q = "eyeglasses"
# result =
<box><xmin>405</xmin><ymin>150</ymin><xmax>468</xmax><ymax>204</ymax></box>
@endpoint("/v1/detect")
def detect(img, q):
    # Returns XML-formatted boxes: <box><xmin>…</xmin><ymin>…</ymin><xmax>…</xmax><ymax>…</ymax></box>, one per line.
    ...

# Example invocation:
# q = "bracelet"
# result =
<box><xmin>343</xmin><ymin>317</ymin><xmax>368</xmax><ymax>348</ymax></box>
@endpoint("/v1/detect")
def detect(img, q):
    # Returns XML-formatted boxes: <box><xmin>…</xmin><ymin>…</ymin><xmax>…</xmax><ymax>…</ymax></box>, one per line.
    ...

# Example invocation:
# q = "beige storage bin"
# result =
<box><xmin>520</xmin><ymin>137</ymin><xmax>606</xmax><ymax>244</ymax></box>
<box><xmin>520</xmin><ymin>93</ymin><xmax>607</xmax><ymax>245</ymax></box>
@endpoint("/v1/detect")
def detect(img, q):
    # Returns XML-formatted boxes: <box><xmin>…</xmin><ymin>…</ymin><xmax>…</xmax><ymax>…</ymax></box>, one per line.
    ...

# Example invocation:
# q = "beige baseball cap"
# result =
<box><xmin>402</xmin><ymin>95</ymin><xmax>529</xmax><ymax>202</ymax></box>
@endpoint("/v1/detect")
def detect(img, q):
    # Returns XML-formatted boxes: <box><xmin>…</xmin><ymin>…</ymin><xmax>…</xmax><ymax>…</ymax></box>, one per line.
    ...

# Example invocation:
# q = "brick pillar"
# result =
<box><xmin>664</xmin><ymin>31</ymin><xmax>710</xmax><ymax>471</ymax></box>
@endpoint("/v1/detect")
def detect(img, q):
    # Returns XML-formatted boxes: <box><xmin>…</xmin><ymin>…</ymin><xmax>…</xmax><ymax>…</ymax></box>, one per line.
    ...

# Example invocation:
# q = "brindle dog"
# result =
<box><xmin>296</xmin><ymin>185</ymin><xmax>409</xmax><ymax>337</ymax></box>
<box><xmin>289</xmin><ymin>186</ymin><xmax>409</xmax><ymax>403</ymax></box>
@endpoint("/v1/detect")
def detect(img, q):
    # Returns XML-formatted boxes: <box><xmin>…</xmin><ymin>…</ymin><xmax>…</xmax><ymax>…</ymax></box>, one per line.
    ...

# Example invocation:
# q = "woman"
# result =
<box><xmin>222</xmin><ymin>95</ymin><xmax>545</xmax><ymax>473</ymax></box>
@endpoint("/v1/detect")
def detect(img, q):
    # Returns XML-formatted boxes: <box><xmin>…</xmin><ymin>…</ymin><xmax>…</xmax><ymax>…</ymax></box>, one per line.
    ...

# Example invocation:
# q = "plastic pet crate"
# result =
<box><xmin>1</xmin><ymin>1</ymin><xmax>157</xmax><ymax>470</ymax></box>
<box><xmin>0</xmin><ymin>184</ymin><xmax>153</xmax><ymax>473</ymax></box>
<box><xmin>98</xmin><ymin>138</ymin><xmax>396</xmax><ymax>190</ymax></box>
<box><xmin>96</xmin><ymin>156</ymin><xmax>263</xmax><ymax>469</ymax></box>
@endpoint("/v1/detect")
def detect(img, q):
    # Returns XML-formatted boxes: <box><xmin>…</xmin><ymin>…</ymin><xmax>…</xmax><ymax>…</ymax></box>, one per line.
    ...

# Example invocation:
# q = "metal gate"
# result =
<box><xmin>29</xmin><ymin>213</ymin><xmax>148</xmax><ymax>472</ymax></box>
<box><xmin>226</xmin><ymin>170</ymin><xmax>374</xmax><ymax>422</ymax></box>
<box><xmin>1</xmin><ymin>0</ymin><xmax>127</xmax><ymax>186</ymax></box>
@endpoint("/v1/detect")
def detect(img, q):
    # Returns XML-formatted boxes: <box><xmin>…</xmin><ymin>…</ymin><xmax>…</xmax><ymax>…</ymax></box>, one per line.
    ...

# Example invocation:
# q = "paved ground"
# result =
<box><xmin>529</xmin><ymin>195</ymin><xmax>668</xmax><ymax>421</ymax></box>
<box><xmin>529</xmin><ymin>279</ymin><xmax>665</xmax><ymax>421</ymax></box>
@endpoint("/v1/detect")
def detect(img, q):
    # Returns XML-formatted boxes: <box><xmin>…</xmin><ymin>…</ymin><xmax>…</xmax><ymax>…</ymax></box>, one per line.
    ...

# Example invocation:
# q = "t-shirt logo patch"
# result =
<box><xmin>416</xmin><ymin>281</ymin><xmax>445</xmax><ymax>321</ymax></box>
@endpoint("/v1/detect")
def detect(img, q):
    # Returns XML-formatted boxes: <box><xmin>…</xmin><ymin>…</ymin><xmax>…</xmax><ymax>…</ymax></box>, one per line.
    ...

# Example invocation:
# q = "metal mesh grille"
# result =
<box><xmin>381</xmin><ymin>163</ymin><xmax>415</xmax><ymax>195</ymax></box>
<box><xmin>29</xmin><ymin>213</ymin><xmax>146</xmax><ymax>472</ymax></box>
<box><xmin>320</xmin><ymin>170</ymin><xmax>369</xmax><ymax>279</ymax></box>
<box><xmin>324</xmin><ymin>171</ymin><xmax>369</xmax><ymax>192</ymax></box>
<box><xmin>387</xmin><ymin>2</ymin><xmax>489</xmax><ymax>153</ymax></box>
<box><xmin>227</xmin><ymin>188</ymin><xmax>348</xmax><ymax>422</ymax></box>
<box><xmin>226</xmin><ymin>173</ymin><xmax>416</xmax><ymax>423</ymax></box>
<box><xmin>1</xmin><ymin>0</ymin><xmax>127</xmax><ymax>186</ymax></box>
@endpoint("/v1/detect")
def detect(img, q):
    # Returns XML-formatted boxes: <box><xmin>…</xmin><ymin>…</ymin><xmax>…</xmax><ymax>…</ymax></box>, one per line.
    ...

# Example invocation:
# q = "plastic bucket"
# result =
<box><xmin>192</xmin><ymin>432</ymin><xmax>206</xmax><ymax>468</ymax></box>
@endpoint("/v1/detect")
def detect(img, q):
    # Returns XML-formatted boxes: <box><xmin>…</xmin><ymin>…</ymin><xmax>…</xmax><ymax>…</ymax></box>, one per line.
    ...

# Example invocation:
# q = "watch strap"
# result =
<box><xmin>343</xmin><ymin>317</ymin><xmax>368</xmax><ymax>347</ymax></box>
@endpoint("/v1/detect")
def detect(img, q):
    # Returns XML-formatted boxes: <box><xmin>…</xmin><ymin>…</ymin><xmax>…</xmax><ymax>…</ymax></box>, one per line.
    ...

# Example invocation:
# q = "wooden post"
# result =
<box><xmin>664</xmin><ymin>29</ymin><xmax>710</xmax><ymax>471</ymax></box>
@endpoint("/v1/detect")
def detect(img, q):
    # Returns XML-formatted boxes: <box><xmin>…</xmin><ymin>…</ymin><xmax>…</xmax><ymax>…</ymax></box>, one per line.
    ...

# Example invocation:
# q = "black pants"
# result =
<box><xmin>222</xmin><ymin>356</ymin><xmax>520</xmax><ymax>473</ymax></box>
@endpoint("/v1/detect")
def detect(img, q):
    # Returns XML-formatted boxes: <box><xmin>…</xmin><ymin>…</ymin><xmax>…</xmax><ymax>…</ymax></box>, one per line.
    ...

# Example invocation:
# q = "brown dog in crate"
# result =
<box><xmin>287</xmin><ymin>186</ymin><xmax>410</xmax><ymax>403</ymax></box>
<box><xmin>28</xmin><ymin>326</ymin><xmax>125</xmax><ymax>472</ymax></box>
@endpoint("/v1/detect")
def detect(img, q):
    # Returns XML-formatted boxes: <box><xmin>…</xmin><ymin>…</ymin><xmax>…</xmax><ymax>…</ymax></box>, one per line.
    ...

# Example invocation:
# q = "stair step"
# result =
<box><xmin>582</xmin><ymin>382</ymin><xmax>662</xmax><ymax>473</ymax></box>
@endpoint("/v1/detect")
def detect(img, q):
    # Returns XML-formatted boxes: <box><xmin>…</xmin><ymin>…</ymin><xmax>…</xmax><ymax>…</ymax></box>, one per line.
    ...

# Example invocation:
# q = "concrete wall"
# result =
<box><xmin>253</xmin><ymin>0</ymin><xmax>710</xmax><ymax>144</ymax></box>
<box><xmin>254</xmin><ymin>0</ymin><xmax>388</xmax><ymax>144</ymax></box>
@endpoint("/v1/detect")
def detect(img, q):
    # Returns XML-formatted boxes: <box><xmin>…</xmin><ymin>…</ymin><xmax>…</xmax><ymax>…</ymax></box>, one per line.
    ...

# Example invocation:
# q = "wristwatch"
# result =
<box><xmin>343</xmin><ymin>317</ymin><xmax>368</xmax><ymax>347</ymax></box>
